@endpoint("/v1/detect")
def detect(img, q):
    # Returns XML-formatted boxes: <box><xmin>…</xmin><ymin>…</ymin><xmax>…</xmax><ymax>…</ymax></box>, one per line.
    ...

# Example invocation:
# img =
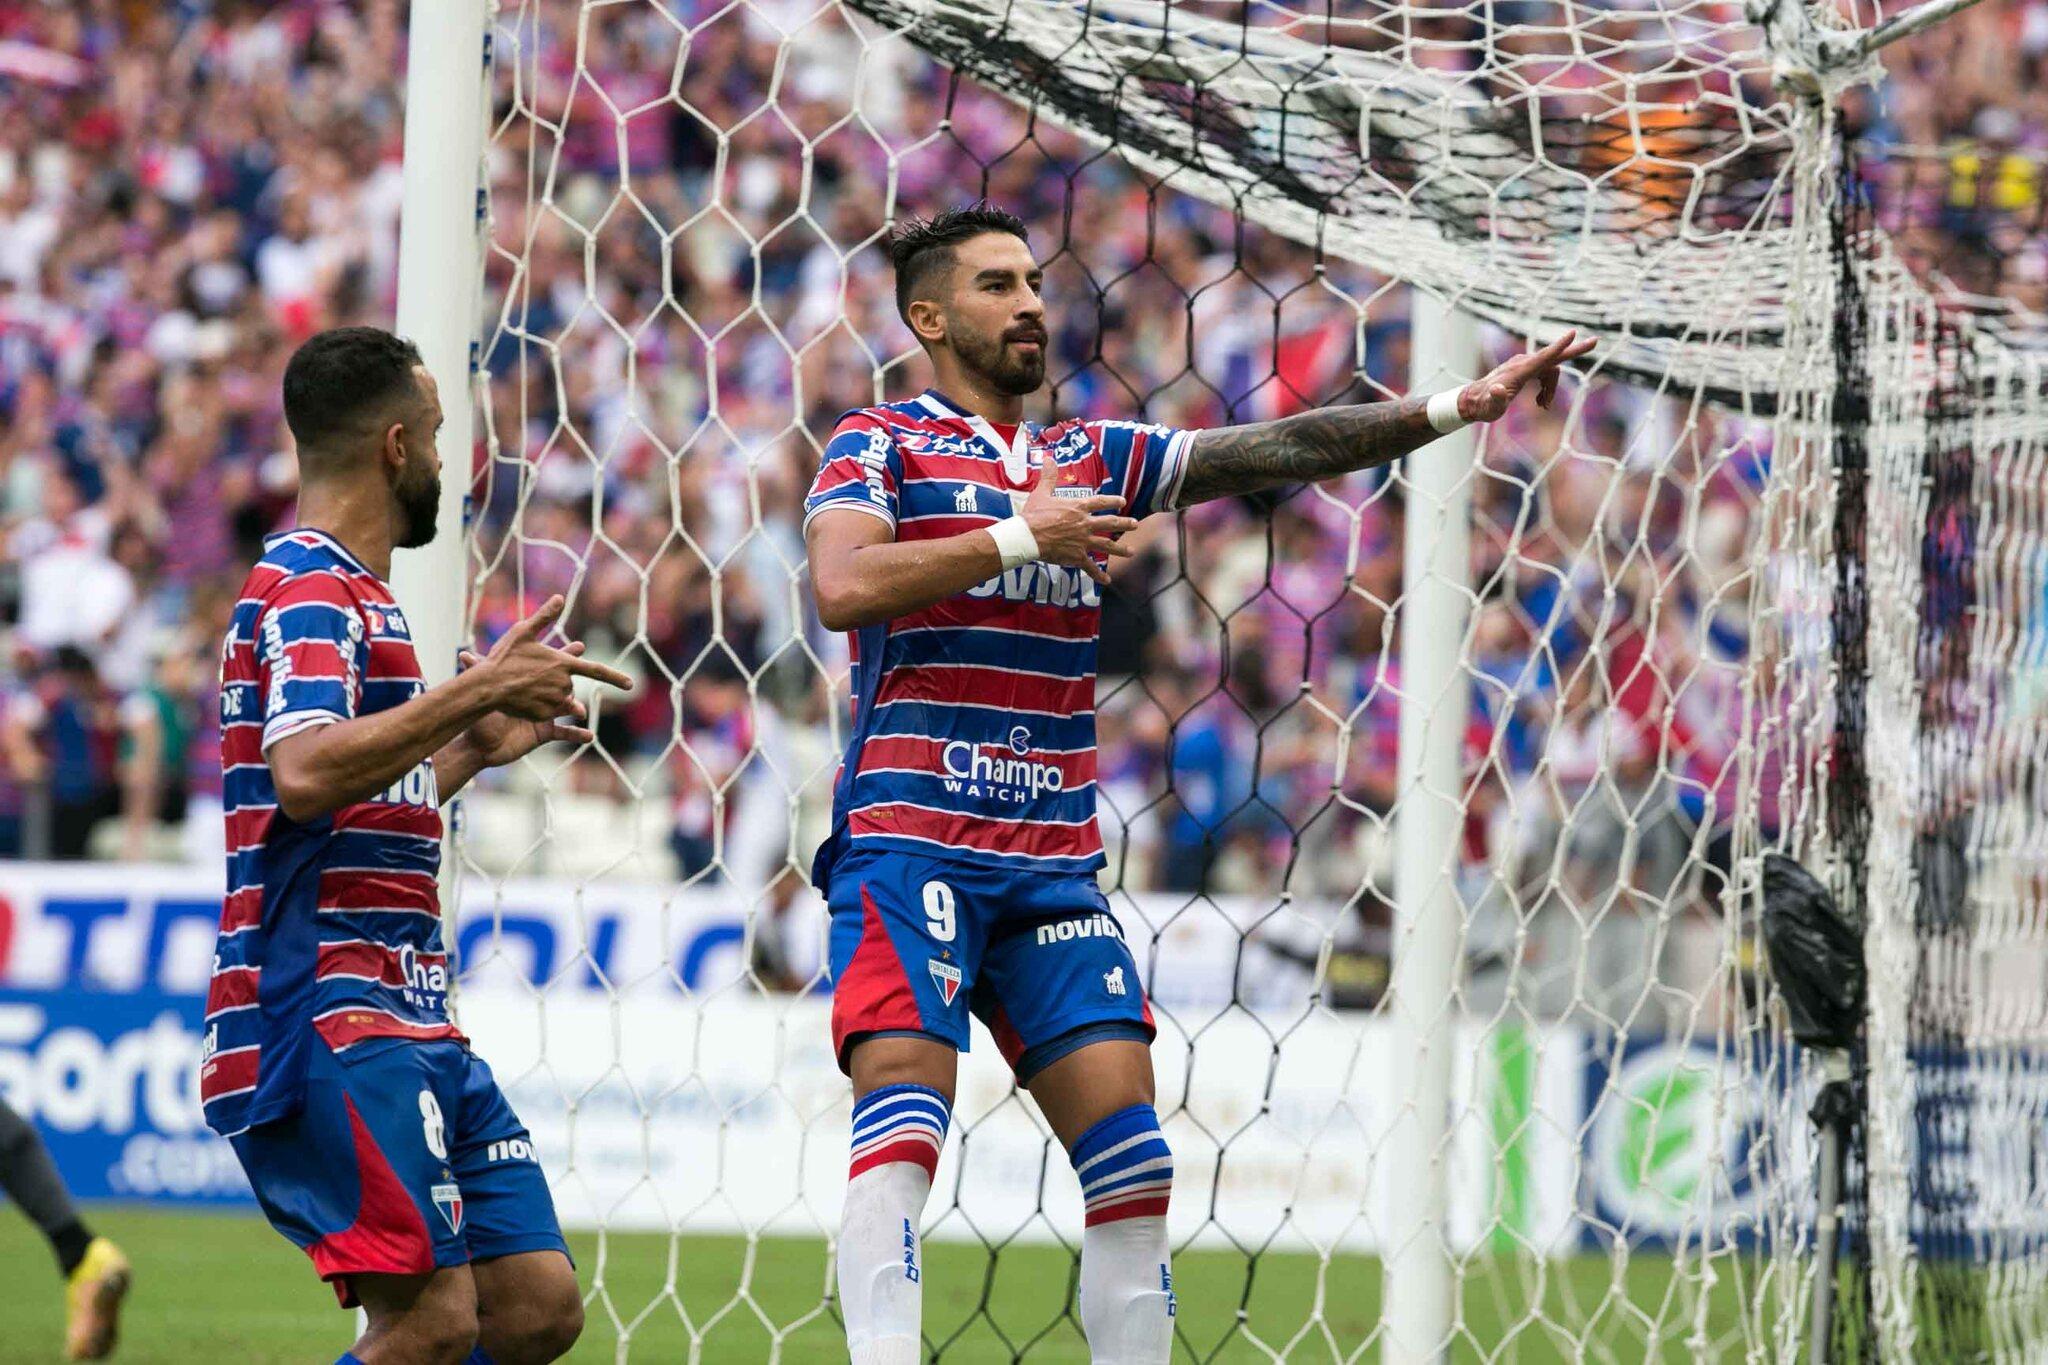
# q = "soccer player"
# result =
<box><xmin>0</xmin><ymin>1095</ymin><xmax>128</xmax><ymax>1358</ymax></box>
<box><xmin>805</xmin><ymin>205</ymin><xmax>1594</xmax><ymax>1365</ymax></box>
<box><xmin>198</xmin><ymin>328</ymin><xmax>633</xmax><ymax>1365</ymax></box>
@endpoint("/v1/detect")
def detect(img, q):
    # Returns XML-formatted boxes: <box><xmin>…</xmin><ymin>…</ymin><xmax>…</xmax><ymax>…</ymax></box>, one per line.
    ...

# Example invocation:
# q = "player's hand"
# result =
<box><xmin>467</xmin><ymin>594</ymin><xmax>634</xmax><ymax>725</ymax></box>
<box><xmin>1017</xmin><ymin>456</ymin><xmax>1140</xmax><ymax>586</ymax></box>
<box><xmin>1457</xmin><ymin>330</ymin><xmax>1598</xmax><ymax>423</ymax></box>
<box><xmin>456</xmin><ymin>647</ymin><xmax>593</xmax><ymax>764</ymax></box>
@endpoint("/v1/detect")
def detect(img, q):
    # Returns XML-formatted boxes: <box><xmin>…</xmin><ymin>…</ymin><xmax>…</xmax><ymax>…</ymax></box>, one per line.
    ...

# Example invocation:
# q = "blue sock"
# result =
<box><xmin>465</xmin><ymin>1350</ymin><xmax>497</xmax><ymax>1364</ymax></box>
<box><xmin>335</xmin><ymin>1356</ymin><xmax>365</xmax><ymax>1365</ymax></box>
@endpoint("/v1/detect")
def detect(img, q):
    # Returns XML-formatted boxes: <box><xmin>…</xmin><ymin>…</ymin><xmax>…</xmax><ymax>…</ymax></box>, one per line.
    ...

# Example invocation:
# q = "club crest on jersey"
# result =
<box><xmin>954</xmin><ymin>486</ymin><xmax>978</xmax><ymax>514</ymax></box>
<box><xmin>431</xmin><ymin>1182</ymin><xmax>464</xmax><ymax>1234</ymax></box>
<box><xmin>928</xmin><ymin>958</ymin><xmax>963</xmax><ymax>1006</ymax></box>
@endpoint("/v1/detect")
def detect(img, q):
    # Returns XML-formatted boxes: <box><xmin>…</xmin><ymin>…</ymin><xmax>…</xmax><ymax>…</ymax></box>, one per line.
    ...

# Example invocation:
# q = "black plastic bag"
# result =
<box><xmin>1760</xmin><ymin>852</ymin><xmax>1865</xmax><ymax>1050</ymax></box>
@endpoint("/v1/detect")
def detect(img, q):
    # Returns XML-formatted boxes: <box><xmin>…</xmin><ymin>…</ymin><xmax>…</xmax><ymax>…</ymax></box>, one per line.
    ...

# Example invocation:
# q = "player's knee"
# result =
<box><xmin>405</xmin><ymin>1301</ymin><xmax>480</xmax><ymax>1365</ymax></box>
<box><xmin>481</xmin><ymin>1273</ymin><xmax>583</xmax><ymax>1363</ymax></box>
<box><xmin>532</xmin><ymin>1280</ymin><xmax>585</xmax><ymax>1361</ymax></box>
<box><xmin>360</xmin><ymin>1274</ymin><xmax>479</xmax><ymax>1365</ymax></box>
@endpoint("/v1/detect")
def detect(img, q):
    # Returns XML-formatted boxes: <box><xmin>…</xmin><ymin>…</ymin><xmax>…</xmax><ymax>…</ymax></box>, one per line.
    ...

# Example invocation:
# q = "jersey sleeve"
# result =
<box><xmin>1089</xmin><ymin>419</ymin><xmax>1195</xmax><ymax>519</ymax></box>
<box><xmin>255</xmin><ymin>571</ymin><xmax>367</xmax><ymax>752</ymax></box>
<box><xmin>804</xmin><ymin>414</ymin><xmax>904</xmax><ymax>533</ymax></box>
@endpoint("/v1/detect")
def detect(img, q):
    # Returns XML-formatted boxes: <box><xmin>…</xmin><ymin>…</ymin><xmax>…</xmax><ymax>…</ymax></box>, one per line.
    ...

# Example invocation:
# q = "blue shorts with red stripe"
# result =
<box><xmin>229</xmin><ymin>1036</ymin><xmax>567</xmax><ymax>1307</ymax></box>
<box><xmin>826</xmin><ymin>847</ymin><xmax>1155</xmax><ymax>1080</ymax></box>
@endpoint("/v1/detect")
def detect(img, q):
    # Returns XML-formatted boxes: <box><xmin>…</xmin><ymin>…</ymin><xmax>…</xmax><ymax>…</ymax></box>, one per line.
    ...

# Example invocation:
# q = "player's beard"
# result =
<box><xmin>394</xmin><ymin>456</ymin><xmax>442</xmax><ymax>549</ymax></box>
<box><xmin>955</xmin><ymin>319</ymin><xmax>1047</xmax><ymax>396</ymax></box>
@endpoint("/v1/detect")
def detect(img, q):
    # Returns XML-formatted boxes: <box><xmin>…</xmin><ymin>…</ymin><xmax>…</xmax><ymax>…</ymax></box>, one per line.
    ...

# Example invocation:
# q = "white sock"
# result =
<box><xmin>1071</xmin><ymin>1105</ymin><xmax>1176</xmax><ymax>1365</ymax></box>
<box><xmin>840</xmin><ymin>1085</ymin><xmax>949</xmax><ymax>1365</ymax></box>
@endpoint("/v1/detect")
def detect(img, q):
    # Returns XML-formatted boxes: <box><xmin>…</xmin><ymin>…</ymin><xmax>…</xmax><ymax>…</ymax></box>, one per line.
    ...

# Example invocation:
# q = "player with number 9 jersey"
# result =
<box><xmin>804</xmin><ymin>208</ymin><xmax>1190</xmax><ymax>1365</ymax></box>
<box><xmin>804</xmin><ymin>206</ymin><xmax>1591</xmax><ymax>1365</ymax></box>
<box><xmin>806</xmin><ymin>386</ymin><xmax>1183</xmax><ymax>1077</ymax></box>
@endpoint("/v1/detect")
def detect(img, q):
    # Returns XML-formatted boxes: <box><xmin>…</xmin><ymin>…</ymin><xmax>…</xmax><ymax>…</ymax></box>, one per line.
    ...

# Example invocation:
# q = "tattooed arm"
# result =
<box><xmin>1172</xmin><ymin>330</ymin><xmax>1597</xmax><ymax>508</ymax></box>
<box><xmin>1175</xmin><ymin>396</ymin><xmax>1435</xmax><ymax>507</ymax></box>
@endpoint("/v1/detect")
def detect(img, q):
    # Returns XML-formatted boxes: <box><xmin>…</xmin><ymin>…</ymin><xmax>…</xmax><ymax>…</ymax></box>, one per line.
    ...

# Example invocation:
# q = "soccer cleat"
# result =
<box><xmin>63</xmin><ymin>1237</ymin><xmax>130</xmax><ymax>1360</ymax></box>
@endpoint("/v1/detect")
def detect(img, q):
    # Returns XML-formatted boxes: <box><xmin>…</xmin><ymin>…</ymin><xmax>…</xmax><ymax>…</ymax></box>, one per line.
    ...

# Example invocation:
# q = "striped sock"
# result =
<box><xmin>1072</xmin><ymin>1103</ymin><xmax>1173</xmax><ymax>1227</ymax></box>
<box><xmin>841</xmin><ymin>1085</ymin><xmax>951</xmax><ymax>1365</ymax></box>
<box><xmin>849</xmin><ymin>1084</ymin><xmax>949</xmax><ymax>1182</ymax></box>
<box><xmin>1071</xmin><ymin>1105</ymin><xmax>1174</xmax><ymax>1364</ymax></box>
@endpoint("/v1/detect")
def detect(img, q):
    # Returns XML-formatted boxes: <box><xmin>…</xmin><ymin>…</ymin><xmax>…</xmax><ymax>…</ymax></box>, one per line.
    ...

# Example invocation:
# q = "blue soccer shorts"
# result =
<box><xmin>827</xmin><ymin>847</ymin><xmax>1155</xmax><ymax>1081</ymax></box>
<box><xmin>230</xmin><ymin>1037</ymin><xmax>568</xmax><ymax>1307</ymax></box>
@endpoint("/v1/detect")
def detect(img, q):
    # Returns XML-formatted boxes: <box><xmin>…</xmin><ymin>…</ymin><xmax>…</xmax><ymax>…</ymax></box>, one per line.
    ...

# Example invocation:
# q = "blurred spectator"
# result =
<box><xmin>116</xmin><ymin>639</ymin><xmax>205</xmax><ymax>862</ymax></box>
<box><xmin>9</xmin><ymin>647</ymin><xmax>121</xmax><ymax>860</ymax></box>
<box><xmin>11</xmin><ymin>468</ymin><xmax>130</xmax><ymax>658</ymax></box>
<box><xmin>0</xmin><ymin>659</ymin><xmax>47</xmax><ymax>858</ymax></box>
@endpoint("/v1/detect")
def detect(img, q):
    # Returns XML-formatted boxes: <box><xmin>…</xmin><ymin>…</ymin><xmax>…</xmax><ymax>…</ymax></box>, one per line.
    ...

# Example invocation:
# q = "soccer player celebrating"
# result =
<box><xmin>804</xmin><ymin>206</ymin><xmax>1594</xmax><ymax>1365</ymax></box>
<box><xmin>199</xmin><ymin>328</ymin><xmax>632</xmax><ymax>1365</ymax></box>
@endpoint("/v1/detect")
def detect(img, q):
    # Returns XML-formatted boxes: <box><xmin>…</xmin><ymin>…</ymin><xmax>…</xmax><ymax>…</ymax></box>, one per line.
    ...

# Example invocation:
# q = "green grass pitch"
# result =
<box><xmin>0</xmin><ymin>1207</ymin><xmax>1759</xmax><ymax>1362</ymax></box>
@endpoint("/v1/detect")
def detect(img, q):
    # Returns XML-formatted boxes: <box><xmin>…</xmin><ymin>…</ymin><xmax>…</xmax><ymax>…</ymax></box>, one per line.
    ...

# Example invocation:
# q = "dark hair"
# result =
<box><xmin>51</xmin><ymin>645</ymin><xmax>98</xmax><ymax>681</ymax></box>
<box><xmin>887</xmin><ymin>204</ymin><xmax>1030</xmax><ymax>326</ymax></box>
<box><xmin>281</xmin><ymin>327</ymin><xmax>425</xmax><ymax>453</ymax></box>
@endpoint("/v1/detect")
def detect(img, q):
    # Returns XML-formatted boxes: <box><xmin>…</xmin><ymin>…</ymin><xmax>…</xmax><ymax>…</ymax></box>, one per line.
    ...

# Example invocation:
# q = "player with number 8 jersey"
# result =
<box><xmin>806</xmin><ymin>207</ymin><xmax>1593</xmax><ymax>1365</ymax></box>
<box><xmin>199</xmin><ymin>328</ymin><xmax>634</xmax><ymax>1365</ymax></box>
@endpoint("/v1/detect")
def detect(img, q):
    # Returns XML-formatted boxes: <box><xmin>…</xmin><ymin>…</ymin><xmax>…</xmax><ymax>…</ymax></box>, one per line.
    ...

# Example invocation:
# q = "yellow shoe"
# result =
<box><xmin>63</xmin><ymin>1237</ymin><xmax>130</xmax><ymax>1361</ymax></box>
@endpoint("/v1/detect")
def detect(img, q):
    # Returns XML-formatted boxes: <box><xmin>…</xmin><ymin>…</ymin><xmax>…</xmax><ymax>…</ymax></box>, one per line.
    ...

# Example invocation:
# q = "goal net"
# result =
<box><xmin>420</xmin><ymin>0</ymin><xmax>2048</xmax><ymax>1359</ymax></box>
<box><xmin>1787</xmin><ymin>138</ymin><xmax>2048</xmax><ymax>1361</ymax></box>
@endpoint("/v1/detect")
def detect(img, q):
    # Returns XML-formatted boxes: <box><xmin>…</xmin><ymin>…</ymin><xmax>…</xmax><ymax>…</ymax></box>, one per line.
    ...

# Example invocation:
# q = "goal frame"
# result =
<box><xmin>393</xmin><ymin>0</ymin><xmax>489</xmax><ymax>698</ymax></box>
<box><xmin>389</xmin><ymin>4</ymin><xmax>1489</xmax><ymax>1359</ymax></box>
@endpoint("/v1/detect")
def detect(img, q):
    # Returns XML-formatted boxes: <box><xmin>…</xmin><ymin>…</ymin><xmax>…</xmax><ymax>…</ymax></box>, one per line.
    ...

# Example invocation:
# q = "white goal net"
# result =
<box><xmin>407</xmin><ymin>0</ymin><xmax>2048</xmax><ymax>1359</ymax></box>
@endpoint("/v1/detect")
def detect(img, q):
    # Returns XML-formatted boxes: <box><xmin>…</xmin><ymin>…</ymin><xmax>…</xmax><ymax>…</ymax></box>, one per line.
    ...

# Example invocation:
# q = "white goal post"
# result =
<box><xmin>384</xmin><ymin>1</ymin><xmax>2048</xmax><ymax>1362</ymax></box>
<box><xmin>392</xmin><ymin>0</ymin><xmax>489</xmax><ymax>694</ymax></box>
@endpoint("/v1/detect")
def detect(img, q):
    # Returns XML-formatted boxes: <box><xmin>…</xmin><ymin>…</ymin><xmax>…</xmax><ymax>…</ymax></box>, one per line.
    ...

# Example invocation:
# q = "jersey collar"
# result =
<box><xmin>266</xmin><ymin>526</ymin><xmax>378</xmax><ymax>578</ymax></box>
<box><xmin>918</xmin><ymin>388</ymin><xmax>1033</xmax><ymax>482</ymax></box>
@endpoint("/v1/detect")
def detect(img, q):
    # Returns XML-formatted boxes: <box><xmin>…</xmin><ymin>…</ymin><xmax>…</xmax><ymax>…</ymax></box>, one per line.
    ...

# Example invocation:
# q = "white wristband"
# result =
<box><xmin>1427</xmin><ymin>389</ymin><xmax>1469</xmax><ymax>434</ymax></box>
<box><xmin>986</xmin><ymin>516</ymin><xmax>1040</xmax><ymax>570</ymax></box>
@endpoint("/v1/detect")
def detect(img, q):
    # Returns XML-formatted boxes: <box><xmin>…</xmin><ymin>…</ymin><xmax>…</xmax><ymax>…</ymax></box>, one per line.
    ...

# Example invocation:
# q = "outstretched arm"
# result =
<box><xmin>1175</xmin><ymin>395</ymin><xmax>1435</xmax><ymax>507</ymax></box>
<box><xmin>1172</xmin><ymin>330</ymin><xmax>1596</xmax><ymax>508</ymax></box>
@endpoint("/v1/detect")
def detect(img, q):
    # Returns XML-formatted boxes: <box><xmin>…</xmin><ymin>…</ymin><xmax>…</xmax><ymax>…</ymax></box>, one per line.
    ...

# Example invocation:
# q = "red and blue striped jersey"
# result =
<box><xmin>805</xmin><ymin>389</ymin><xmax>1190</xmax><ymax>878</ymax></box>
<box><xmin>199</xmin><ymin>528</ymin><xmax>459</xmax><ymax>1138</ymax></box>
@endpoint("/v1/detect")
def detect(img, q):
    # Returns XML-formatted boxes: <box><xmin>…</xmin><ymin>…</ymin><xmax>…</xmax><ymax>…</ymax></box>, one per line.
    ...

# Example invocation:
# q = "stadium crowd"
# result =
<box><xmin>0</xmin><ymin>0</ymin><xmax>2038</xmax><ymax>1022</ymax></box>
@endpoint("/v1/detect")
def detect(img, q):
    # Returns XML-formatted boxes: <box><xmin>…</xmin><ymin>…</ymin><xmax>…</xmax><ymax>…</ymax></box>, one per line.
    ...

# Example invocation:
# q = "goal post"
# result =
<box><xmin>392</xmin><ymin>0</ymin><xmax>490</xmax><ymax>693</ymax></box>
<box><xmin>393</xmin><ymin>1</ymin><xmax>2048</xmax><ymax>1361</ymax></box>
<box><xmin>1383</xmin><ymin>290</ymin><xmax>1479</xmax><ymax>1364</ymax></box>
